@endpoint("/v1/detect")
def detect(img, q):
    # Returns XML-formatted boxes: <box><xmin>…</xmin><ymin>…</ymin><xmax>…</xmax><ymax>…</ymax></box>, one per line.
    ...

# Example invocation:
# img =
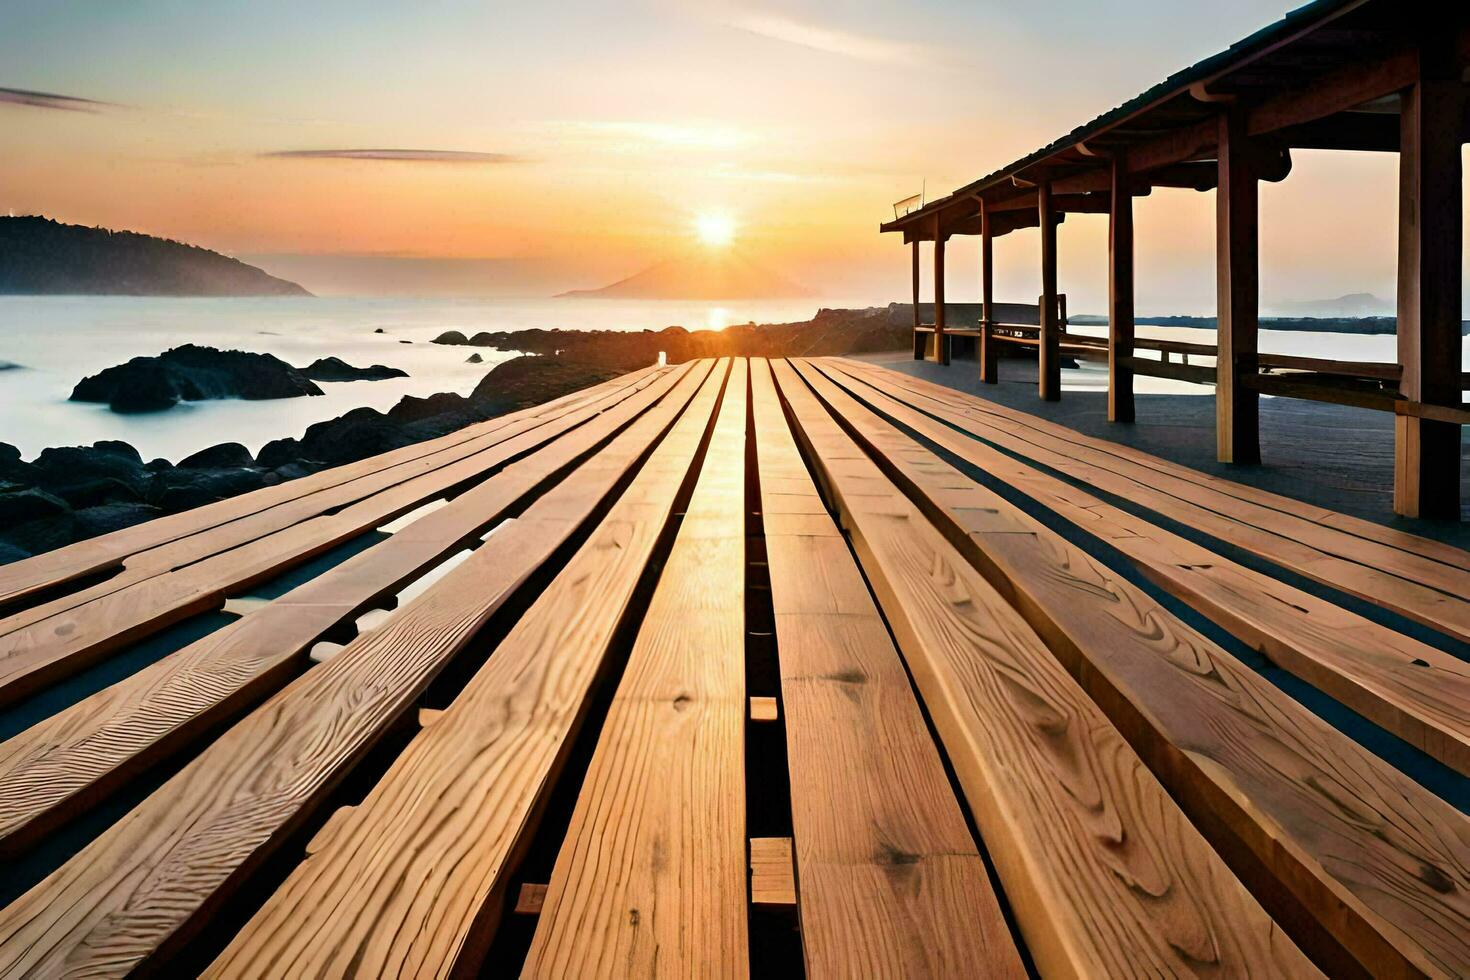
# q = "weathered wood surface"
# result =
<box><xmin>834</xmin><ymin>358</ymin><xmax>1470</xmax><ymax>642</ymax></box>
<box><xmin>836</xmin><ymin>354</ymin><xmax>1470</xmax><ymax>574</ymax></box>
<box><xmin>749</xmin><ymin>358</ymin><xmax>1023</xmax><ymax>978</ymax></box>
<box><xmin>0</xmin><ymin>366</ymin><xmax>657</xmax><ymax>611</ymax></box>
<box><xmin>523</xmin><ymin>359</ymin><xmax>750</xmax><ymax>979</ymax></box>
<box><xmin>771</xmin><ymin>359</ymin><xmax>1314</xmax><ymax>978</ymax></box>
<box><xmin>0</xmin><ymin>362</ymin><xmax>718</xmax><ymax>979</ymax></box>
<box><xmin>814</xmin><ymin>359</ymin><xmax>1470</xmax><ymax>774</ymax></box>
<box><xmin>0</xmin><ymin>363</ymin><xmax>701</xmax><ymax>858</ymax></box>
<box><xmin>799</xmin><ymin>358</ymin><xmax>1470</xmax><ymax>977</ymax></box>
<box><xmin>0</xmin><ymin>369</ymin><xmax>669</xmax><ymax>707</ymax></box>
<box><xmin>205</xmin><ymin>361</ymin><xmax>728</xmax><ymax>979</ymax></box>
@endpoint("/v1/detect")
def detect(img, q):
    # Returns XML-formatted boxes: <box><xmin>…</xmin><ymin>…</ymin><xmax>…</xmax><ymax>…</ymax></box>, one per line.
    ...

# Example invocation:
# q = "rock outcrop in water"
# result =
<box><xmin>70</xmin><ymin>345</ymin><xmax>410</xmax><ymax>413</ymax></box>
<box><xmin>0</xmin><ymin>215</ymin><xmax>310</xmax><ymax>297</ymax></box>
<box><xmin>433</xmin><ymin>306</ymin><xmax>907</xmax><ymax>370</ymax></box>
<box><xmin>1</xmin><ymin>356</ymin><xmax>621</xmax><ymax>563</ymax></box>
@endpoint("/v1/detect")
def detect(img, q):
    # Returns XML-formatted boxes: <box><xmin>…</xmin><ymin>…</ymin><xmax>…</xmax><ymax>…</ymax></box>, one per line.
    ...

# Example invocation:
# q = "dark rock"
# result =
<box><xmin>178</xmin><ymin>442</ymin><xmax>254</xmax><ymax>469</ymax></box>
<box><xmin>146</xmin><ymin>458</ymin><xmax>174</xmax><ymax>472</ymax></box>
<box><xmin>71</xmin><ymin>344</ymin><xmax>323</xmax><ymax>413</ymax></box>
<box><xmin>71</xmin><ymin>502</ymin><xmax>162</xmax><ymax>539</ymax></box>
<box><xmin>31</xmin><ymin>445</ymin><xmax>151</xmax><ymax>505</ymax></box>
<box><xmin>300</xmin><ymin>357</ymin><xmax>409</xmax><ymax>382</ymax></box>
<box><xmin>434</xmin><ymin>330</ymin><xmax>469</xmax><ymax>345</ymax></box>
<box><xmin>373</xmin><ymin>327</ymin><xmax>385</xmax><ymax>334</ymax></box>
<box><xmin>0</xmin><ymin>514</ymin><xmax>75</xmax><ymax>556</ymax></box>
<box><xmin>398</xmin><ymin>340</ymin><xmax>413</xmax><ymax>344</ymax></box>
<box><xmin>469</xmin><ymin>356</ymin><xmax>622</xmax><ymax>414</ymax></box>
<box><xmin>91</xmin><ymin>440</ymin><xmax>143</xmax><ymax>463</ymax></box>
<box><xmin>271</xmin><ymin>462</ymin><xmax>319</xmax><ymax>482</ymax></box>
<box><xmin>0</xmin><ymin>488</ymin><xmax>70</xmax><ymax>524</ymax></box>
<box><xmin>388</xmin><ymin>392</ymin><xmax>474</xmax><ymax>424</ymax></box>
<box><xmin>151</xmin><ymin>467</ymin><xmax>267</xmax><ymax>512</ymax></box>
<box><xmin>295</xmin><ymin>408</ymin><xmax>409</xmax><ymax>467</ymax></box>
<box><xmin>256</xmin><ymin>437</ymin><xmax>303</xmax><ymax>470</ymax></box>
<box><xmin>465</xmin><ymin>353</ymin><xmax>483</xmax><ymax>363</ymax></box>
<box><xmin>0</xmin><ymin>541</ymin><xmax>31</xmax><ymax>566</ymax></box>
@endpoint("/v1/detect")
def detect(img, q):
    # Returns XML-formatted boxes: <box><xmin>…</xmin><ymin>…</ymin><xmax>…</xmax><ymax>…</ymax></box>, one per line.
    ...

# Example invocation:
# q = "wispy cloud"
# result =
<box><xmin>720</xmin><ymin>7</ymin><xmax>926</xmax><ymax>65</ymax></box>
<box><xmin>0</xmin><ymin>86</ymin><xmax>118</xmax><ymax>113</ymax></box>
<box><xmin>261</xmin><ymin>149</ymin><xmax>524</xmax><ymax>164</ymax></box>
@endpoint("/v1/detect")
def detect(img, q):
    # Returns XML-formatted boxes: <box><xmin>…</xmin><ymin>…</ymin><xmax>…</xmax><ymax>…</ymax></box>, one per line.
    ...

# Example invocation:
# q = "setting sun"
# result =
<box><xmin>694</xmin><ymin>211</ymin><xmax>736</xmax><ymax>248</ymax></box>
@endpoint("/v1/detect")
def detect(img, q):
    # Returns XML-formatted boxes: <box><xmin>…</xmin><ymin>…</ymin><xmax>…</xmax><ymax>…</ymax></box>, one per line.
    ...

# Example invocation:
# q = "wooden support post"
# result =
<box><xmin>1038</xmin><ymin>182</ymin><xmax>1060</xmax><ymax>400</ymax></box>
<box><xmin>980</xmin><ymin>199</ymin><xmax>998</xmax><ymax>383</ymax></box>
<box><xmin>1394</xmin><ymin>44</ymin><xmax>1464</xmax><ymax>519</ymax></box>
<box><xmin>1215</xmin><ymin>110</ymin><xmax>1260</xmax><ymax>464</ymax></box>
<box><xmin>933</xmin><ymin>215</ymin><xmax>949</xmax><ymax>366</ymax></box>
<box><xmin>1109</xmin><ymin>158</ymin><xmax>1135</xmax><ymax>422</ymax></box>
<box><xmin>911</xmin><ymin>239</ymin><xmax>924</xmax><ymax>360</ymax></box>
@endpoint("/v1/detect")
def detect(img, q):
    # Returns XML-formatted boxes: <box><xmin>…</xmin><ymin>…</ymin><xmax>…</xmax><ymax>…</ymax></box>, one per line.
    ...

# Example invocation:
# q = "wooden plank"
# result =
<box><xmin>799</xmin><ymin>358</ymin><xmax>1470</xmax><ymax>976</ymax></box>
<box><xmin>832</xmin><ymin>359</ymin><xmax>1470</xmax><ymax>641</ymax></box>
<box><xmin>811</xmin><ymin>360</ymin><xmax>1470</xmax><ymax>774</ymax></box>
<box><xmin>1394</xmin><ymin>46</ymin><xmax>1464</xmax><ymax>519</ymax></box>
<box><xmin>522</xmin><ymin>359</ymin><xmax>750</xmax><ymax>979</ymax></box>
<box><xmin>0</xmin><ymin>366</ymin><xmax>657</xmax><ymax>611</ymax></box>
<box><xmin>0</xmin><ymin>369</ymin><xmax>670</xmax><ymax>708</ymax></box>
<box><xmin>771</xmin><ymin>359</ymin><xmax>1314</xmax><ymax>977</ymax></box>
<box><xmin>1109</xmin><ymin>156</ymin><xmax>1135</xmax><ymax>422</ymax></box>
<box><xmin>0</xmin><ymin>363</ymin><xmax>706</xmax><ymax>857</ymax></box>
<box><xmin>515</xmin><ymin>884</ymin><xmax>549</xmax><ymax>917</ymax></box>
<box><xmin>749</xmin><ymin>837</ymin><xmax>796</xmax><ymax>907</ymax></box>
<box><xmin>0</xmin><ymin>370</ymin><xmax>656</xmax><ymax>647</ymax></box>
<box><xmin>748</xmin><ymin>695</ymin><xmax>778</xmax><ymax>722</ymax></box>
<box><xmin>1037</xmin><ymin>180</ymin><xmax>1059</xmax><ymax>401</ymax></box>
<box><xmin>836</xmin><ymin>354</ymin><xmax>1470</xmax><ymax>574</ymax></box>
<box><xmin>1216</xmin><ymin>109</ymin><xmax>1260</xmax><ymax>464</ymax></box>
<box><xmin>201</xmin><ymin>361</ymin><xmax>730</xmax><ymax>980</ymax></box>
<box><xmin>0</xmin><ymin>362</ymin><xmax>722</xmax><ymax>978</ymax></box>
<box><xmin>749</xmin><ymin>358</ymin><xmax>1023</xmax><ymax>978</ymax></box>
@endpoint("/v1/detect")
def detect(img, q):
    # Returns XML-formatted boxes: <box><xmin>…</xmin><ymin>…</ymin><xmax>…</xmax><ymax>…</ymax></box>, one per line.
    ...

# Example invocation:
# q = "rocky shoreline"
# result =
<box><xmin>431</xmin><ymin>306</ymin><xmax>909</xmax><ymax>369</ymax></box>
<box><xmin>0</xmin><ymin>356</ymin><xmax>621</xmax><ymax>564</ymax></box>
<box><xmin>0</xmin><ymin>308</ymin><xmax>913</xmax><ymax>565</ymax></box>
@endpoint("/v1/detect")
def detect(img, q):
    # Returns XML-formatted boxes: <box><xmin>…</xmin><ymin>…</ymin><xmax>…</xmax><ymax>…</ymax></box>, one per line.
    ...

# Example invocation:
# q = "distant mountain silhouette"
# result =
<box><xmin>1273</xmin><ymin>292</ymin><xmax>1393</xmax><ymax>317</ymax></box>
<box><xmin>559</xmin><ymin>248</ymin><xmax>809</xmax><ymax>300</ymax></box>
<box><xmin>0</xmin><ymin>216</ymin><xmax>310</xmax><ymax>297</ymax></box>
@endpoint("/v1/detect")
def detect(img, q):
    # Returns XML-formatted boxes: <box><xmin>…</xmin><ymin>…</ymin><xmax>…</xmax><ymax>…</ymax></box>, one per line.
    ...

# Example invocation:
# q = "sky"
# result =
<box><xmin>0</xmin><ymin>0</ymin><xmax>1450</xmax><ymax>311</ymax></box>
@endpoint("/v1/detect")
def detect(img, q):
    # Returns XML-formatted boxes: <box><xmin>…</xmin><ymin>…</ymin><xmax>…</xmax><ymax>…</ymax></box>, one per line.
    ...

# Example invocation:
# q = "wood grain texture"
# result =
<box><xmin>0</xmin><ymin>370</ymin><xmax>670</xmax><ymax>707</ymax></box>
<box><xmin>771</xmin><ymin>359</ymin><xmax>1317</xmax><ymax>979</ymax></box>
<box><xmin>0</xmin><ymin>366</ymin><xmax>659</xmax><ymax>610</ymax></box>
<box><xmin>833</xmin><ymin>358</ymin><xmax>1470</xmax><ymax>642</ymax></box>
<box><xmin>799</xmin><ymin>358</ymin><xmax>1470</xmax><ymax>977</ymax></box>
<box><xmin>0</xmin><ymin>363</ymin><xmax>701</xmax><ymax>858</ymax></box>
<box><xmin>203</xmin><ymin>360</ymin><xmax>729</xmax><ymax>980</ymax></box>
<box><xmin>750</xmin><ymin>358</ymin><xmax>1024</xmax><ymax>979</ymax></box>
<box><xmin>836</xmin><ymin>356</ymin><xmax>1470</xmax><ymax>576</ymax></box>
<box><xmin>815</xmin><ymin>359</ymin><xmax>1470</xmax><ymax>774</ymax></box>
<box><xmin>0</xmin><ymin>363</ymin><xmax>713</xmax><ymax>979</ymax></box>
<box><xmin>522</xmin><ymin>358</ymin><xmax>750</xmax><ymax>980</ymax></box>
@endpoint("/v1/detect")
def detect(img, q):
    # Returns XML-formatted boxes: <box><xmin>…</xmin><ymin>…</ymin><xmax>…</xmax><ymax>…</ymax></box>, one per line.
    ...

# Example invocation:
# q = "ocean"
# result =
<box><xmin>0</xmin><ymin>296</ymin><xmax>821</xmax><ymax>461</ymax></box>
<box><xmin>0</xmin><ymin>295</ymin><xmax>1460</xmax><ymax>463</ymax></box>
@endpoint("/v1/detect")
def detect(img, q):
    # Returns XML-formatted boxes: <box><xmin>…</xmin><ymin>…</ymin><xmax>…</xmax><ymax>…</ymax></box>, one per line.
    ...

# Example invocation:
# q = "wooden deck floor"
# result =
<box><xmin>0</xmin><ymin>357</ymin><xmax>1465</xmax><ymax>977</ymax></box>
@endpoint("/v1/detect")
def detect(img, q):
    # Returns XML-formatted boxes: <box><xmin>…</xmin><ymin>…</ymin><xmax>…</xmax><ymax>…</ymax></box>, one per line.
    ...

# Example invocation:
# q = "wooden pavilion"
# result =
<box><xmin>883</xmin><ymin>0</ymin><xmax>1469</xmax><ymax>519</ymax></box>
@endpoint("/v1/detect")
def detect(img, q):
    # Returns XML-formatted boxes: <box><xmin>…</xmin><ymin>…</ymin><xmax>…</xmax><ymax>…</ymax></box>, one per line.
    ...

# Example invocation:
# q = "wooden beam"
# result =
<box><xmin>1109</xmin><ymin>157</ymin><xmax>1135</xmax><ymax>423</ymax></box>
<box><xmin>979</xmin><ymin>200</ymin><xmax>997</xmax><ymax>384</ymax></box>
<box><xmin>1215</xmin><ymin>110</ymin><xmax>1260</xmax><ymax>464</ymax></box>
<box><xmin>911</xmin><ymin>239</ymin><xmax>923</xmax><ymax>360</ymax></box>
<box><xmin>933</xmin><ymin>214</ymin><xmax>949</xmax><ymax>365</ymax></box>
<box><xmin>1038</xmin><ymin>181</ymin><xmax>1060</xmax><ymax>401</ymax></box>
<box><xmin>1395</xmin><ymin>41</ymin><xmax>1464</xmax><ymax>518</ymax></box>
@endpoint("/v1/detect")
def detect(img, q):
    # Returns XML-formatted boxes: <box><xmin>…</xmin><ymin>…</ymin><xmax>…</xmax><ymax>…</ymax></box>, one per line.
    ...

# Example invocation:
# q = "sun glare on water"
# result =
<box><xmin>694</xmin><ymin>212</ymin><xmax>736</xmax><ymax>247</ymax></box>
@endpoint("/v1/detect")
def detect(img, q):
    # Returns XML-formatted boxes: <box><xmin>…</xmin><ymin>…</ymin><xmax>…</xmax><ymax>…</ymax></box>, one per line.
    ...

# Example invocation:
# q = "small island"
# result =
<box><xmin>0</xmin><ymin>215</ymin><xmax>310</xmax><ymax>297</ymax></box>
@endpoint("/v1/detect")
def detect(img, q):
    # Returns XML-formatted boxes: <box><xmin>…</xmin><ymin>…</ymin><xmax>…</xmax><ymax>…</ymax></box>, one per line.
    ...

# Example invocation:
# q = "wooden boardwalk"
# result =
<box><xmin>0</xmin><ymin>357</ymin><xmax>1465</xmax><ymax>977</ymax></box>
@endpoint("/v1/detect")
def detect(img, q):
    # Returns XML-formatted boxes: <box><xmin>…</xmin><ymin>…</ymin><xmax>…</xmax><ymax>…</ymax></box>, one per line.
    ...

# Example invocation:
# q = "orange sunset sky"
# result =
<box><xmin>3</xmin><ymin>1</ymin><xmax>1464</xmax><ymax>312</ymax></box>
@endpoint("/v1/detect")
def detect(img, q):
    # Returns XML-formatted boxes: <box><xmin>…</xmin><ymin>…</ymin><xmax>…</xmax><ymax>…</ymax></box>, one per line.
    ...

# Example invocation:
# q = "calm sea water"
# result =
<box><xmin>0</xmin><ymin>295</ymin><xmax>1458</xmax><ymax>462</ymax></box>
<box><xmin>0</xmin><ymin>296</ymin><xmax>823</xmax><ymax>460</ymax></box>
